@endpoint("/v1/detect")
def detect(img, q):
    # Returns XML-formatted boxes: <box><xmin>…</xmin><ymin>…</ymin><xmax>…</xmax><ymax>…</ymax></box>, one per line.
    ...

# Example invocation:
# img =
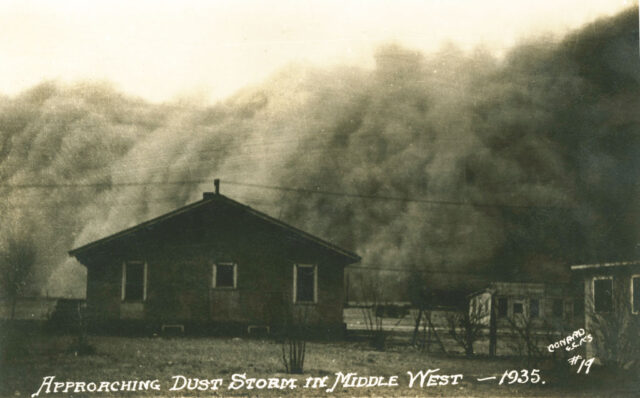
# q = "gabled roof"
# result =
<box><xmin>69</xmin><ymin>193</ymin><xmax>360</xmax><ymax>263</ymax></box>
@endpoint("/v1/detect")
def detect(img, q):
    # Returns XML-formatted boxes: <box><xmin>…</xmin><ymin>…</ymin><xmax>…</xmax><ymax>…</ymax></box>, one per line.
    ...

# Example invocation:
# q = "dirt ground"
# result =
<box><xmin>1</xmin><ymin>331</ymin><xmax>638</xmax><ymax>397</ymax></box>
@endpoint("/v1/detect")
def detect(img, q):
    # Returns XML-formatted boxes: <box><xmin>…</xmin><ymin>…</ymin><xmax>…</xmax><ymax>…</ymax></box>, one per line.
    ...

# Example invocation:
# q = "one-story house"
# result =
<box><xmin>470</xmin><ymin>281</ymin><xmax>582</xmax><ymax>329</ymax></box>
<box><xmin>468</xmin><ymin>281</ymin><xmax>582</xmax><ymax>356</ymax></box>
<box><xmin>69</xmin><ymin>182</ymin><xmax>360</xmax><ymax>336</ymax></box>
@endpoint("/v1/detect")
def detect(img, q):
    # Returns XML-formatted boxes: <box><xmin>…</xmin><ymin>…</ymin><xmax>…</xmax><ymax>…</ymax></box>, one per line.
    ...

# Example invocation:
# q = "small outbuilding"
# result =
<box><xmin>570</xmin><ymin>260</ymin><xmax>640</xmax><ymax>361</ymax></box>
<box><xmin>69</xmin><ymin>183</ymin><xmax>360</xmax><ymax>336</ymax></box>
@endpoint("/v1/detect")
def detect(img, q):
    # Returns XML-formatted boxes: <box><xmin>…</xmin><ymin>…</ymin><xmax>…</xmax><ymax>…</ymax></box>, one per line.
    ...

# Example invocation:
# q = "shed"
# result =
<box><xmin>69</xmin><ymin>185</ymin><xmax>360</xmax><ymax>336</ymax></box>
<box><xmin>570</xmin><ymin>260</ymin><xmax>640</xmax><ymax>361</ymax></box>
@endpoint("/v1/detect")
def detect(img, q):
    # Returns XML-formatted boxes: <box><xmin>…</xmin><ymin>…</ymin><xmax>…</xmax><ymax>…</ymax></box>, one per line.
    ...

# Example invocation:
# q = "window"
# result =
<box><xmin>212</xmin><ymin>263</ymin><xmax>237</xmax><ymax>288</ymax></box>
<box><xmin>122</xmin><ymin>261</ymin><xmax>147</xmax><ymax>301</ymax></box>
<box><xmin>513</xmin><ymin>302</ymin><xmax>524</xmax><ymax>315</ymax></box>
<box><xmin>530</xmin><ymin>299</ymin><xmax>540</xmax><ymax>318</ymax></box>
<box><xmin>497</xmin><ymin>297</ymin><xmax>508</xmax><ymax>317</ymax></box>
<box><xmin>593</xmin><ymin>277</ymin><xmax>613</xmax><ymax>313</ymax></box>
<box><xmin>552</xmin><ymin>299</ymin><xmax>563</xmax><ymax>317</ymax></box>
<box><xmin>632</xmin><ymin>275</ymin><xmax>640</xmax><ymax>314</ymax></box>
<box><xmin>293</xmin><ymin>264</ymin><xmax>317</xmax><ymax>303</ymax></box>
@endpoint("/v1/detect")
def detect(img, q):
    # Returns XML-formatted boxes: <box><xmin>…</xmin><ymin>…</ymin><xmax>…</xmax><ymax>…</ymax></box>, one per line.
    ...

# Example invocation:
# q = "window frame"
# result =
<box><xmin>631</xmin><ymin>274</ymin><xmax>640</xmax><ymax>315</ymax></box>
<box><xmin>592</xmin><ymin>276</ymin><xmax>613</xmax><ymax>313</ymax></box>
<box><xmin>293</xmin><ymin>264</ymin><xmax>317</xmax><ymax>304</ymax></box>
<box><xmin>529</xmin><ymin>298</ymin><xmax>540</xmax><ymax>318</ymax></box>
<box><xmin>512</xmin><ymin>300</ymin><xmax>525</xmax><ymax>316</ymax></box>
<box><xmin>497</xmin><ymin>297</ymin><xmax>508</xmax><ymax>318</ymax></box>
<box><xmin>212</xmin><ymin>262</ymin><xmax>238</xmax><ymax>289</ymax></box>
<box><xmin>121</xmin><ymin>261</ymin><xmax>147</xmax><ymax>302</ymax></box>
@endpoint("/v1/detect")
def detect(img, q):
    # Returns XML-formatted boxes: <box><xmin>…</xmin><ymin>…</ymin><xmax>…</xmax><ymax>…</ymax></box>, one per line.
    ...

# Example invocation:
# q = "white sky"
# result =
<box><xmin>0</xmin><ymin>0</ymin><xmax>633</xmax><ymax>103</ymax></box>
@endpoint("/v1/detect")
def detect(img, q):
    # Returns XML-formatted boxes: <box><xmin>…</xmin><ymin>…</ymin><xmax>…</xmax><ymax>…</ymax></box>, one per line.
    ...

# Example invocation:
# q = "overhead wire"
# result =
<box><xmin>0</xmin><ymin>178</ymin><xmax>574</xmax><ymax>210</ymax></box>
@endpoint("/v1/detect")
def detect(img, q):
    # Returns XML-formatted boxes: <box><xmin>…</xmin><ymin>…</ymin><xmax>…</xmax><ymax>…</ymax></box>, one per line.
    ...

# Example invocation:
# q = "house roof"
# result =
<box><xmin>570</xmin><ymin>260</ymin><xmax>640</xmax><ymax>271</ymax></box>
<box><xmin>69</xmin><ymin>193</ymin><xmax>361</xmax><ymax>263</ymax></box>
<box><xmin>468</xmin><ymin>280</ymin><xmax>578</xmax><ymax>298</ymax></box>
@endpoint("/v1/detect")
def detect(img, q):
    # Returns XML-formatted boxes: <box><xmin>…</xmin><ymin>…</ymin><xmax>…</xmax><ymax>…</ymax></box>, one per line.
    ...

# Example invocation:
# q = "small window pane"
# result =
<box><xmin>594</xmin><ymin>279</ymin><xmax>613</xmax><ymax>313</ymax></box>
<box><xmin>633</xmin><ymin>277</ymin><xmax>640</xmax><ymax>313</ymax></box>
<box><xmin>216</xmin><ymin>264</ymin><xmax>235</xmax><ymax>288</ymax></box>
<box><xmin>553</xmin><ymin>299</ymin><xmax>563</xmax><ymax>317</ymax></box>
<box><xmin>125</xmin><ymin>262</ymin><xmax>144</xmax><ymax>301</ymax></box>
<box><xmin>497</xmin><ymin>298</ymin><xmax>508</xmax><ymax>317</ymax></box>
<box><xmin>296</xmin><ymin>266</ymin><xmax>315</xmax><ymax>303</ymax></box>
<box><xmin>530</xmin><ymin>299</ymin><xmax>539</xmax><ymax>318</ymax></box>
<box><xmin>513</xmin><ymin>302</ymin><xmax>523</xmax><ymax>315</ymax></box>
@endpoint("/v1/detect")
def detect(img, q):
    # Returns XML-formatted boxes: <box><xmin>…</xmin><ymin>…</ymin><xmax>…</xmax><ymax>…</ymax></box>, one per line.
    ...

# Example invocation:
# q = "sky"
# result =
<box><xmin>0</xmin><ymin>0</ymin><xmax>633</xmax><ymax>104</ymax></box>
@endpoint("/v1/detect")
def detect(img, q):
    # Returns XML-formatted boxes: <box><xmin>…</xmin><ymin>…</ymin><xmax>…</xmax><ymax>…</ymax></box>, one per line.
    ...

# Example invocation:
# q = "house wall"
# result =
<box><xmin>208</xmin><ymin>245</ymin><xmax>288</xmax><ymax>325</ymax></box>
<box><xmin>208</xmin><ymin>260</ymin><xmax>344</xmax><ymax>326</ymax></box>
<box><xmin>79</xmin><ymin>197</ymin><xmax>352</xmax><ymax>334</ymax></box>
<box><xmin>144</xmin><ymin>246</ymin><xmax>210</xmax><ymax>322</ymax></box>
<box><xmin>580</xmin><ymin>266</ymin><xmax>640</xmax><ymax>359</ymax></box>
<box><xmin>490</xmin><ymin>282</ymin><xmax>581</xmax><ymax>330</ymax></box>
<box><xmin>85</xmin><ymin>257</ymin><xmax>121</xmax><ymax>321</ymax></box>
<box><xmin>465</xmin><ymin>282</ymin><xmax>583</xmax><ymax>357</ymax></box>
<box><xmin>469</xmin><ymin>291</ymin><xmax>492</xmax><ymax>326</ymax></box>
<box><xmin>83</xmin><ymin>238</ymin><xmax>345</xmax><ymax>332</ymax></box>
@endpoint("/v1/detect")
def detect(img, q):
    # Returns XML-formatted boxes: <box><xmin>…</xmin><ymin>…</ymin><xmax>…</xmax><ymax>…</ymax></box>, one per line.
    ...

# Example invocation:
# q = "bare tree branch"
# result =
<box><xmin>0</xmin><ymin>235</ymin><xmax>37</xmax><ymax>320</ymax></box>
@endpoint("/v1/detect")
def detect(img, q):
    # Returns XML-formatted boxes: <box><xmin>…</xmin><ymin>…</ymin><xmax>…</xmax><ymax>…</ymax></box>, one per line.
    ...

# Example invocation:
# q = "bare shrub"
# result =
<box><xmin>281</xmin><ymin>306</ymin><xmax>308</xmax><ymax>374</ymax></box>
<box><xmin>587</xmin><ymin>289</ymin><xmax>640</xmax><ymax>373</ymax></box>
<box><xmin>504</xmin><ymin>314</ymin><xmax>547</xmax><ymax>362</ymax></box>
<box><xmin>407</xmin><ymin>268</ymin><xmax>428</xmax><ymax>348</ymax></box>
<box><xmin>0</xmin><ymin>235</ymin><xmax>37</xmax><ymax>320</ymax></box>
<box><xmin>504</xmin><ymin>312</ymin><xmax>574</xmax><ymax>370</ymax></box>
<box><xmin>356</xmin><ymin>274</ymin><xmax>386</xmax><ymax>350</ymax></box>
<box><xmin>446</xmin><ymin>307</ymin><xmax>484</xmax><ymax>356</ymax></box>
<box><xmin>67</xmin><ymin>302</ymin><xmax>96</xmax><ymax>356</ymax></box>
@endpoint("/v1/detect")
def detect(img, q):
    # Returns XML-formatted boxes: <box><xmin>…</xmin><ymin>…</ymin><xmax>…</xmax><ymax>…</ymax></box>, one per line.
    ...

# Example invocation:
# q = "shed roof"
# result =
<box><xmin>570</xmin><ymin>260</ymin><xmax>640</xmax><ymax>271</ymax></box>
<box><xmin>69</xmin><ymin>193</ymin><xmax>360</xmax><ymax>264</ymax></box>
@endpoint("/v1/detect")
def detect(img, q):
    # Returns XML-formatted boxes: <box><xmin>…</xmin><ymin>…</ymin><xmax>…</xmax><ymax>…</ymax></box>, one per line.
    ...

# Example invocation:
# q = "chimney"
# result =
<box><xmin>203</xmin><ymin>179</ymin><xmax>220</xmax><ymax>200</ymax></box>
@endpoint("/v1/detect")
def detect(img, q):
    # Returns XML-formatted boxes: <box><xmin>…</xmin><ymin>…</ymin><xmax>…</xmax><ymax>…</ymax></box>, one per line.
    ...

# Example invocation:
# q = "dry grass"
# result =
<box><xmin>1</xmin><ymin>333</ymin><xmax>637</xmax><ymax>397</ymax></box>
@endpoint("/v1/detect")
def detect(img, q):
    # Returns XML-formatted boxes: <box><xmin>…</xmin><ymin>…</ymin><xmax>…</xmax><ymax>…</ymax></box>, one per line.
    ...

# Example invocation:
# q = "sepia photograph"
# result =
<box><xmin>0</xmin><ymin>0</ymin><xmax>638</xmax><ymax>396</ymax></box>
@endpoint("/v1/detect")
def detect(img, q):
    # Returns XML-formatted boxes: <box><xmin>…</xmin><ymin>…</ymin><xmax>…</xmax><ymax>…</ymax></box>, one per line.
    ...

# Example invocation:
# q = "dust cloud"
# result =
<box><xmin>0</xmin><ymin>7</ymin><xmax>637</xmax><ymax>297</ymax></box>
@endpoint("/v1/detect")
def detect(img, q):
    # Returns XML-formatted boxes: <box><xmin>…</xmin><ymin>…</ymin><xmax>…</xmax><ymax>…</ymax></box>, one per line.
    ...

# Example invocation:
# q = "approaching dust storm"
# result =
<box><xmin>0</xmin><ymin>7</ymin><xmax>638</xmax><ymax>297</ymax></box>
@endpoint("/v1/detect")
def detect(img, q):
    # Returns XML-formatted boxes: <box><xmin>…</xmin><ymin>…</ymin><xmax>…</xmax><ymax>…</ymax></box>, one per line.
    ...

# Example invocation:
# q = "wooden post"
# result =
<box><xmin>345</xmin><ymin>272</ymin><xmax>350</xmax><ymax>306</ymax></box>
<box><xmin>411</xmin><ymin>306</ymin><xmax>423</xmax><ymax>346</ymax></box>
<box><xmin>489</xmin><ymin>294</ymin><xmax>497</xmax><ymax>357</ymax></box>
<box><xmin>426</xmin><ymin>311</ymin><xmax>431</xmax><ymax>353</ymax></box>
